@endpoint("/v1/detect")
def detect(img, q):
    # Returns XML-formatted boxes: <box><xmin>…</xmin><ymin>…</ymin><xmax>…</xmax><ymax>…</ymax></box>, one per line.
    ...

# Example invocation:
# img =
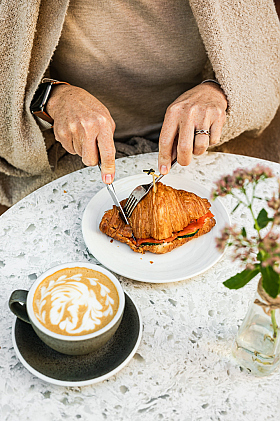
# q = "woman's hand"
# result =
<box><xmin>158</xmin><ymin>82</ymin><xmax>228</xmax><ymax>174</ymax></box>
<box><xmin>46</xmin><ymin>84</ymin><xmax>116</xmax><ymax>184</ymax></box>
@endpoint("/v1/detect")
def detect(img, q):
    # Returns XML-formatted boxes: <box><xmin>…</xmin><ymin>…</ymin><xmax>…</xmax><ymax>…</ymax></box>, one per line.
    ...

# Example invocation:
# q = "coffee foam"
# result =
<box><xmin>33</xmin><ymin>267</ymin><xmax>119</xmax><ymax>336</ymax></box>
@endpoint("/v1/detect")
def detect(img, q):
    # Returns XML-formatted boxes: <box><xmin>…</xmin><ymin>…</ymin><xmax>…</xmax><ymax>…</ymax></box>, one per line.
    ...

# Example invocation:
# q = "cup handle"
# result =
<box><xmin>9</xmin><ymin>290</ymin><xmax>30</xmax><ymax>324</ymax></box>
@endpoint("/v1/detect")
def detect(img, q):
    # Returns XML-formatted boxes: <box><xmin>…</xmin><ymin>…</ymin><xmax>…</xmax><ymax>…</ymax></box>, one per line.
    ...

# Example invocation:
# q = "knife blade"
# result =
<box><xmin>98</xmin><ymin>162</ymin><xmax>136</xmax><ymax>241</ymax></box>
<box><xmin>106</xmin><ymin>183</ymin><xmax>129</xmax><ymax>225</ymax></box>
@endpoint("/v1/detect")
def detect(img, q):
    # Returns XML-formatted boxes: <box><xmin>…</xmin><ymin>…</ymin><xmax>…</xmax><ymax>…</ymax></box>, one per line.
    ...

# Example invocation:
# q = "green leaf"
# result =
<box><xmin>241</xmin><ymin>227</ymin><xmax>247</xmax><ymax>238</ymax></box>
<box><xmin>256</xmin><ymin>208</ymin><xmax>273</xmax><ymax>229</ymax></box>
<box><xmin>261</xmin><ymin>266</ymin><xmax>280</xmax><ymax>298</ymax></box>
<box><xmin>223</xmin><ymin>267</ymin><xmax>260</xmax><ymax>289</ymax></box>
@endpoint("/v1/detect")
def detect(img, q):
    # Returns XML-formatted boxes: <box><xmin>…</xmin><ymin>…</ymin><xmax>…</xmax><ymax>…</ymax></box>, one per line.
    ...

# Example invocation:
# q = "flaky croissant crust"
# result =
<box><xmin>129</xmin><ymin>182</ymin><xmax>211</xmax><ymax>240</ymax></box>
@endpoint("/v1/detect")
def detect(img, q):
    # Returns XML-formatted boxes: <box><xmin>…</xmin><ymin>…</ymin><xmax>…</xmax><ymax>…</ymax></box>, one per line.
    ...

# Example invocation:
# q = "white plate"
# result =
<box><xmin>82</xmin><ymin>174</ymin><xmax>230</xmax><ymax>283</ymax></box>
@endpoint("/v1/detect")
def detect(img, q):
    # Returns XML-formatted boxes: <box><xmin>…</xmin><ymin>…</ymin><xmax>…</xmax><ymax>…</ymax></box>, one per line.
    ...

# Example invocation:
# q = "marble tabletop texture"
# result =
<box><xmin>1</xmin><ymin>151</ymin><xmax>280</xmax><ymax>421</ymax></box>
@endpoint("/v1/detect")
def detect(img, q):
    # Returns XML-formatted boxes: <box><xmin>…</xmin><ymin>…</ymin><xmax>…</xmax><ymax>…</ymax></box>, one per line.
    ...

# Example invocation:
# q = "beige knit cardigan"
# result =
<box><xmin>0</xmin><ymin>0</ymin><xmax>279</xmax><ymax>206</ymax></box>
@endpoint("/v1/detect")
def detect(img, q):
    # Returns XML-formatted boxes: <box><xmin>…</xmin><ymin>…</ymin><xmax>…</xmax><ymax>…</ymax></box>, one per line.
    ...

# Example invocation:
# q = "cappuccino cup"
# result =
<box><xmin>9</xmin><ymin>262</ymin><xmax>125</xmax><ymax>355</ymax></box>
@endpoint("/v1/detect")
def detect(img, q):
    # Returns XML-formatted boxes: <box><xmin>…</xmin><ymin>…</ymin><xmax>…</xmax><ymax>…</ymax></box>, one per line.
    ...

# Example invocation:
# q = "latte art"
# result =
<box><xmin>33</xmin><ymin>268</ymin><xmax>119</xmax><ymax>336</ymax></box>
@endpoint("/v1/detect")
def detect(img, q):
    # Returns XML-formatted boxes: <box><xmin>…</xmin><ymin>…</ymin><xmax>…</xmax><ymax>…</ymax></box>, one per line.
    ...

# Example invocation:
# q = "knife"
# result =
<box><xmin>98</xmin><ymin>162</ymin><xmax>136</xmax><ymax>241</ymax></box>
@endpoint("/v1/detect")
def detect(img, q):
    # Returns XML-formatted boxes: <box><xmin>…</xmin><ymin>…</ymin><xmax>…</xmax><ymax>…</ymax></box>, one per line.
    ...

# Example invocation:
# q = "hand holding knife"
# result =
<box><xmin>98</xmin><ymin>162</ymin><xmax>137</xmax><ymax>241</ymax></box>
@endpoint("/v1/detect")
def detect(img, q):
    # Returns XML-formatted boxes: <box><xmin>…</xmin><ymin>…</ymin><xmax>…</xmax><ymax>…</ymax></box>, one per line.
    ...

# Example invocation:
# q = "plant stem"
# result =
<box><xmin>271</xmin><ymin>310</ymin><xmax>278</xmax><ymax>339</ymax></box>
<box><xmin>244</xmin><ymin>185</ymin><xmax>262</xmax><ymax>236</ymax></box>
<box><xmin>231</xmin><ymin>186</ymin><xmax>262</xmax><ymax>236</ymax></box>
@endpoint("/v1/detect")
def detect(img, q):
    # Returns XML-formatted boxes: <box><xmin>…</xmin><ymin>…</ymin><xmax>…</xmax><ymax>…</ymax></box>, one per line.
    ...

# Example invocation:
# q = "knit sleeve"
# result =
<box><xmin>189</xmin><ymin>0</ymin><xmax>280</xmax><ymax>142</ymax></box>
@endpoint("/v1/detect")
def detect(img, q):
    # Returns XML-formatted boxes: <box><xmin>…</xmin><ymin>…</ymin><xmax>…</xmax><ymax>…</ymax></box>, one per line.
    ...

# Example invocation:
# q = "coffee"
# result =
<box><xmin>33</xmin><ymin>267</ymin><xmax>119</xmax><ymax>336</ymax></box>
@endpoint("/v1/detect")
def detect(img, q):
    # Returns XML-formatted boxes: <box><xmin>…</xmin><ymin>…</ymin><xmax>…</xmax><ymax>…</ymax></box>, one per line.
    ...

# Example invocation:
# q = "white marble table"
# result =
<box><xmin>1</xmin><ymin>152</ymin><xmax>280</xmax><ymax>421</ymax></box>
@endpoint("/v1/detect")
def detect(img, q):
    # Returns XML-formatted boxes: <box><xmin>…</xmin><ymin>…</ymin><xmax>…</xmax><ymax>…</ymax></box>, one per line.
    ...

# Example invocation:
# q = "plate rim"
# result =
<box><xmin>82</xmin><ymin>174</ymin><xmax>230</xmax><ymax>283</ymax></box>
<box><xmin>12</xmin><ymin>292</ymin><xmax>143</xmax><ymax>387</ymax></box>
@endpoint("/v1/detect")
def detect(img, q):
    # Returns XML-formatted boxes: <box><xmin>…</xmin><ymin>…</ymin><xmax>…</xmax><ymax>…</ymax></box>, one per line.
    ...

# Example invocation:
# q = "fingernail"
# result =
<box><xmin>160</xmin><ymin>165</ymin><xmax>168</xmax><ymax>175</ymax></box>
<box><xmin>104</xmin><ymin>174</ymin><xmax>112</xmax><ymax>184</ymax></box>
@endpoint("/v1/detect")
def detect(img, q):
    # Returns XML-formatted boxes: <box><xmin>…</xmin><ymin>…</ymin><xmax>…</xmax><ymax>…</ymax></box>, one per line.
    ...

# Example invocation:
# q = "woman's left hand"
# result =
<box><xmin>158</xmin><ymin>82</ymin><xmax>228</xmax><ymax>174</ymax></box>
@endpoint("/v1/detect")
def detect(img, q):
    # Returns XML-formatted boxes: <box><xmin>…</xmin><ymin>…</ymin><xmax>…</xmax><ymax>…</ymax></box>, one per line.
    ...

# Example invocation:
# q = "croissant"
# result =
<box><xmin>99</xmin><ymin>182</ymin><xmax>216</xmax><ymax>254</ymax></box>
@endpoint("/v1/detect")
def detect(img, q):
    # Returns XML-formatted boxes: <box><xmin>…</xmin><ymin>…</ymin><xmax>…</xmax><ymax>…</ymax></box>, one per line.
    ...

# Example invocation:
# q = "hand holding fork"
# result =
<box><xmin>123</xmin><ymin>158</ymin><xmax>177</xmax><ymax>218</ymax></box>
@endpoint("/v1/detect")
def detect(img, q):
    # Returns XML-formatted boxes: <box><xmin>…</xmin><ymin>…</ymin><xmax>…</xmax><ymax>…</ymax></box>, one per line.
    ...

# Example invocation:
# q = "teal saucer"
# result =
<box><xmin>12</xmin><ymin>293</ymin><xmax>142</xmax><ymax>386</ymax></box>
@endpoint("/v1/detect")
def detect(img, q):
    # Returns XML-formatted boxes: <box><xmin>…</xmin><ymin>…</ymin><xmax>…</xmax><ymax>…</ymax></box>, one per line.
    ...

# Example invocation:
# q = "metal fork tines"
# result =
<box><xmin>123</xmin><ymin>183</ymin><xmax>152</xmax><ymax>218</ymax></box>
<box><xmin>123</xmin><ymin>158</ymin><xmax>177</xmax><ymax>218</ymax></box>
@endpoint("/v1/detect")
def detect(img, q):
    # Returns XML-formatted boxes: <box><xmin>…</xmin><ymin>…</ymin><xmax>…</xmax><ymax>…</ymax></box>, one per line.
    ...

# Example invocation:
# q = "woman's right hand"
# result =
<box><xmin>46</xmin><ymin>84</ymin><xmax>116</xmax><ymax>184</ymax></box>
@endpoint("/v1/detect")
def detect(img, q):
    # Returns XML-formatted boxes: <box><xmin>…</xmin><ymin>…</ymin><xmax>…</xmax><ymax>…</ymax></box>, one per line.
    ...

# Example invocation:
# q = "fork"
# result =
<box><xmin>123</xmin><ymin>158</ymin><xmax>177</xmax><ymax>218</ymax></box>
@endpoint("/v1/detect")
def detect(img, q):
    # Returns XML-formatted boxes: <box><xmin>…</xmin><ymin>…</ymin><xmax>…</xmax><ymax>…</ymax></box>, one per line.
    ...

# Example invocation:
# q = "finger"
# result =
<box><xmin>81</xmin><ymin>133</ymin><xmax>99</xmax><ymax>167</ymax></box>
<box><xmin>193</xmin><ymin>132</ymin><xmax>210</xmax><ymax>156</ymax></box>
<box><xmin>53</xmin><ymin>123</ymin><xmax>76</xmax><ymax>155</ymax></box>
<box><xmin>69</xmin><ymin>123</ymin><xmax>87</xmax><ymax>157</ymax></box>
<box><xmin>158</xmin><ymin>113</ymin><xmax>179</xmax><ymax>174</ymax></box>
<box><xmin>176</xmin><ymin>121</ymin><xmax>195</xmax><ymax>166</ymax></box>
<box><xmin>71</xmin><ymin>123</ymin><xmax>84</xmax><ymax>156</ymax></box>
<box><xmin>171</xmin><ymin>134</ymin><xmax>178</xmax><ymax>161</ymax></box>
<box><xmin>81</xmin><ymin>120</ymin><xmax>105</xmax><ymax>167</ymax></box>
<box><xmin>193</xmin><ymin>115</ymin><xmax>211</xmax><ymax>155</ymax></box>
<box><xmin>209</xmin><ymin>117</ymin><xmax>225</xmax><ymax>146</ymax></box>
<box><xmin>96</xmin><ymin>129</ymin><xmax>116</xmax><ymax>184</ymax></box>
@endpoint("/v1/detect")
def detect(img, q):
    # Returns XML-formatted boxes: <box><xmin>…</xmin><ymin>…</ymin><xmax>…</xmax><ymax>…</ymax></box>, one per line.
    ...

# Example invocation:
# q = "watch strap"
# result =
<box><xmin>30</xmin><ymin>79</ymin><xmax>69</xmax><ymax>128</ymax></box>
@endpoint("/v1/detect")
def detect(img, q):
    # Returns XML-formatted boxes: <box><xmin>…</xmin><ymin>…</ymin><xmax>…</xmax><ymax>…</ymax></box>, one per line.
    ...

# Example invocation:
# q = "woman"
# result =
<box><xmin>0</xmin><ymin>0</ymin><xmax>279</xmax><ymax>207</ymax></box>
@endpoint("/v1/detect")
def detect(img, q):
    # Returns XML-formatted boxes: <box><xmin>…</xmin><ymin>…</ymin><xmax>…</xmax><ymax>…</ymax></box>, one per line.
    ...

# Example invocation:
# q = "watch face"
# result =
<box><xmin>30</xmin><ymin>82</ymin><xmax>54</xmax><ymax>124</ymax></box>
<box><xmin>30</xmin><ymin>82</ymin><xmax>52</xmax><ymax>113</ymax></box>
